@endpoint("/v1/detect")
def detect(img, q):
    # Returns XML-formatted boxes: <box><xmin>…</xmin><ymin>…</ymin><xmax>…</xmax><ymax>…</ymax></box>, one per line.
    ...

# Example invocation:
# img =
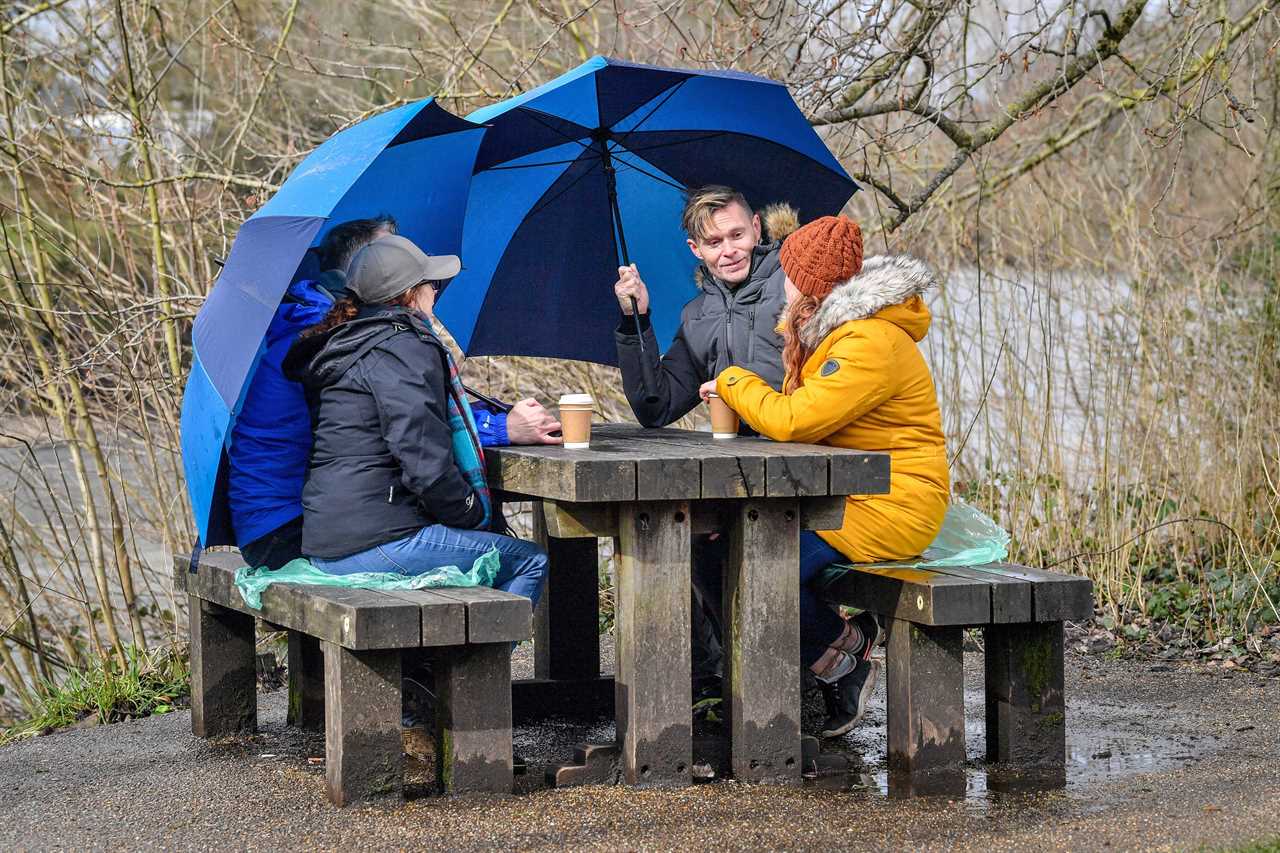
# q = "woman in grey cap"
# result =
<box><xmin>283</xmin><ymin>234</ymin><xmax>547</xmax><ymax>606</ymax></box>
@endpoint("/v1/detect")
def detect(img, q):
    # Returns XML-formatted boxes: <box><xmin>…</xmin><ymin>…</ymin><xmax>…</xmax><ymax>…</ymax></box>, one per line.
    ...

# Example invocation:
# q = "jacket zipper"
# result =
<box><xmin>388</xmin><ymin>485</ymin><xmax>394</xmax><ymax>503</ymax></box>
<box><xmin>747</xmin><ymin>311</ymin><xmax>756</xmax><ymax>363</ymax></box>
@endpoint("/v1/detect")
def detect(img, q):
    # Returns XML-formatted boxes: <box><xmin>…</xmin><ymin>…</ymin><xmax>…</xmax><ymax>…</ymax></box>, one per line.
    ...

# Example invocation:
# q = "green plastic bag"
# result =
<box><xmin>828</xmin><ymin>497</ymin><xmax>1010</xmax><ymax>574</ymax></box>
<box><xmin>233</xmin><ymin>547</ymin><xmax>502</xmax><ymax>610</ymax></box>
<box><xmin>915</xmin><ymin>497</ymin><xmax>1010</xmax><ymax>567</ymax></box>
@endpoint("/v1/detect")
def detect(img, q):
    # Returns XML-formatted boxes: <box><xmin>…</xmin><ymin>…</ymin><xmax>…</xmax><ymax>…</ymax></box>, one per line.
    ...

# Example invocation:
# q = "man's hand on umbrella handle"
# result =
<box><xmin>506</xmin><ymin>398</ymin><xmax>563</xmax><ymax>445</ymax></box>
<box><xmin>614</xmin><ymin>264</ymin><xmax>650</xmax><ymax>315</ymax></box>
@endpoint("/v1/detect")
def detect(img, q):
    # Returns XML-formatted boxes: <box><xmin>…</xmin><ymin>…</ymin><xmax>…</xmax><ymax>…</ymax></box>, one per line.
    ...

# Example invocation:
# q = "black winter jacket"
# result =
<box><xmin>615</xmin><ymin>242</ymin><xmax>787</xmax><ymax>428</ymax></box>
<box><xmin>283</xmin><ymin>306</ymin><xmax>484</xmax><ymax>560</ymax></box>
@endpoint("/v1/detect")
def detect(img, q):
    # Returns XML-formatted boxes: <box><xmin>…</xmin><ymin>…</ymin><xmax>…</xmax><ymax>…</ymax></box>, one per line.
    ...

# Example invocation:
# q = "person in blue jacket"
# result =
<box><xmin>228</xmin><ymin>216</ymin><xmax>560</xmax><ymax>570</ymax></box>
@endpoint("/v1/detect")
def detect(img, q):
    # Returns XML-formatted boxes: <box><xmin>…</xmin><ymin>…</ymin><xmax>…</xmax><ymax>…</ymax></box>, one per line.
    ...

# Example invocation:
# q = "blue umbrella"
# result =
<box><xmin>435</xmin><ymin>55</ymin><xmax>857</xmax><ymax>369</ymax></box>
<box><xmin>181</xmin><ymin>100</ymin><xmax>485</xmax><ymax>547</ymax></box>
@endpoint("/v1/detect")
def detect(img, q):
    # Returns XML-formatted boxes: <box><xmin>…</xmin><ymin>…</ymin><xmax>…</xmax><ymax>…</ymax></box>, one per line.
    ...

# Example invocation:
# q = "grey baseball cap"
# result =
<box><xmin>344</xmin><ymin>234</ymin><xmax>461</xmax><ymax>304</ymax></box>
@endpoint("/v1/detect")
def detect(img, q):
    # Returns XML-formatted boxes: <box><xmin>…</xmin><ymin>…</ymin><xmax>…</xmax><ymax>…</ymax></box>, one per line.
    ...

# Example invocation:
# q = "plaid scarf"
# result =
<box><xmin>438</xmin><ymin>334</ymin><xmax>492</xmax><ymax>529</ymax></box>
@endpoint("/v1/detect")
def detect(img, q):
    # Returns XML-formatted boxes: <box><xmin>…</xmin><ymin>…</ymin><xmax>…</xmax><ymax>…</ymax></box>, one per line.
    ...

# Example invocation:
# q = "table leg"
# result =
<box><xmin>723</xmin><ymin>499</ymin><xmax>802</xmax><ymax>783</ymax></box>
<box><xmin>615</xmin><ymin>500</ymin><xmax>692</xmax><ymax>786</ymax></box>
<box><xmin>531</xmin><ymin>504</ymin><xmax>600</xmax><ymax>680</ymax></box>
<box><xmin>520</xmin><ymin>504</ymin><xmax>610</xmax><ymax>721</ymax></box>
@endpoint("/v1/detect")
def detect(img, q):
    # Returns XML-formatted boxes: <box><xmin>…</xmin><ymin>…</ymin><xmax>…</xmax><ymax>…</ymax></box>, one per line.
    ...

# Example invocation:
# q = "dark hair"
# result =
<box><xmin>302</xmin><ymin>281</ymin><xmax>430</xmax><ymax>340</ymax></box>
<box><xmin>318</xmin><ymin>214</ymin><xmax>398</xmax><ymax>271</ymax></box>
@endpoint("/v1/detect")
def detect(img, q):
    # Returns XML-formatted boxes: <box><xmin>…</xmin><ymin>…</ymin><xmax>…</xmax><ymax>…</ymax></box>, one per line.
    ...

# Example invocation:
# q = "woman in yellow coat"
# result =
<box><xmin>703</xmin><ymin>215</ymin><xmax>949</xmax><ymax>737</ymax></box>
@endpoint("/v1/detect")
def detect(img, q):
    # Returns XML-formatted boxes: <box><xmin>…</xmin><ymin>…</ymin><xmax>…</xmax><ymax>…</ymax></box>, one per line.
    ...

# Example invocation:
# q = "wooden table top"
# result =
<box><xmin>486</xmin><ymin>423</ymin><xmax>890</xmax><ymax>503</ymax></box>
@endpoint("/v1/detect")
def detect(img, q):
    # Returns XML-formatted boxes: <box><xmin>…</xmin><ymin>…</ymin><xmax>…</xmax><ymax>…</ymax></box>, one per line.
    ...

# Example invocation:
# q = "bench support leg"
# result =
<box><xmin>984</xmin><ymin>621</ymin><xmax>1066</xmax><ymax>785</ymax></box>
<box><xmin>723</xmin><ymin>499</ymin><xmax>802</xmax><ymax>784</ymax></box>
<box><xmin>189</xmin><ymin>596</ymin><xmax>256</xmax><ymax>737</ymax></box>
<box><xmin>287</xmin><ymin>631</ymin><xmax>325</xmax><ymax>731</ymax></box>
<box><xmin>615</xmin><ymin>501</ymin><xmax>692</xmax><ymax>787</ymax></box>
<box><xmin>436</xmin><ymin>642</ymin><xmax>514</xmax><ymax>795</ymax></box>
<box><xmin>322</xmin><ymin>642</ymin><xmax>402</xmax><ymax>806</ymax></box>
<box><xmin>886</xmin><ymin>619</ymin><xmax>966</xmax><ymax>780</ymax></box>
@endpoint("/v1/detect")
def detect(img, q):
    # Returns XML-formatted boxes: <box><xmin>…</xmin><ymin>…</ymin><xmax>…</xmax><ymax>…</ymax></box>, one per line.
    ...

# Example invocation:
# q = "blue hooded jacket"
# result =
<box><xmin>227</xmin><ymin>279</ymin><xmax>508</xmax><ymax>548</ymax></box>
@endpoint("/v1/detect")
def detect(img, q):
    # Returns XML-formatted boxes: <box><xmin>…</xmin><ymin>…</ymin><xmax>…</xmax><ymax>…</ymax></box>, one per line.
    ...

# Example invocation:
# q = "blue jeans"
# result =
<box><xmin>799</xmin><ymin>531</ymin><xmax>847</xmax><ymax>668</ymax></box>
<box><xmin>311</xmin><ymin>524</ymin><xmax>548</xmax><ymax>607</ymax></box>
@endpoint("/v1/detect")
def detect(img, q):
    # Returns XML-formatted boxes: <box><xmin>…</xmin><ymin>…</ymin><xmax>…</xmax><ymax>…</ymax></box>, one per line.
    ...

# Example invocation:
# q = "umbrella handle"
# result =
<box><xmin>631</xmin><ymin>295</ymin><xmax>661</xmax><ymax>406</ymax></box>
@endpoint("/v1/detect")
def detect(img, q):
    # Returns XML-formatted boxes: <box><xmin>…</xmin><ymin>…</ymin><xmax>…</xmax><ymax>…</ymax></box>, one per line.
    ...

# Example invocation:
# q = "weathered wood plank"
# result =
<box><xmin>322</xmin><ymin>642</ymin><xmax>402</xmax><ymax>806</ymax></box>
<box><xmin>589</xmin><ymin>426</ymin><xmax>771</xmax><ymax>499</ymax></box>
<box><xmin>615</xmin><ymin>501</ymin><xmax>692</xmax><ymax>787</ymax></box>
<box><xmin>797</xmin><ymin>496</ymin><xmax>846</xmax><ymax>531</ymax></box>
<box><xmin>189</xmin><ymin>552</ymin><xmax>421</xmax><ymax>650</ymax></box>
<box><xmin>582</xmin><ymin>434</ymin><xmax>703</xmax><ymax>501</ymax></box>
<box><xmin>374</xmin><ymin>589</ymin><xmax>467</xmax><ymax>647</ymax></box>
<box><xmin>287</xmin><ymin>631</ymin><xmax>325</xmax><ymax>731</ymax></box>
<box><xmin>436</xmin><ymin>642</ymin><xmax>515</xmax><ymax>795</ymax></box>
<box><xmin>543</xmin><ymin>496</ymin><xmax>843</xmax><ymax>538</ymax></box>
<box><xmin>723</xmin><ymin>500</ymin><xmax>802</xmax><ymax>784</ymax></box>
<box><xmin>827</xmin><ymin>449</ymin><xmax>892</xmax><ymax>496</ymax></box>
<box><xmin>486</xmin><ymin>445</ymin><xmax>637</xmax><ymax>502</ymax></box>
<box><xmin>819</xmin><ymin>563</ymin><xmax>992</xmax><ymax>626</ymax></box>
<box><xmin>964</xmin><ymin>564</ymin><xmax>1093</xmax><ymax>622</ymax></box>
<box><xmin>923</xmin><ymin>565</ymin><xmax>1032</xmax><ymax>624</ymax></box>
<box><xmin>984</xmin><ymin>621</ymin><xmax>1067</xmax><ymax>781</ymax></box>
<box><xmin>431</xmin><ymin>586</ymin><xmax>532</xmax><ymax>645</ymax></box>
<box><xmin>532</xmin><ymin>505</ymin><xmax>601</xmax><ymax>681</ymax></box>
<box><xmin>189</xmin><ymin>596</ymin><xmax>256</xmax><ymax>738</ymax></box>
<box><xmin>540</xmin><ymin>501</ymin><xmax>618</xmax><ymax>539</ymax></box>
<box><xmin>764</xmin><ymin>453</ymin><xmax>828</xmax><ymax>497</ymax></box>
<box><xmin>886</xmin><ymin>618</ymin><xmax>966</xmax><ymax>777</ymax></box>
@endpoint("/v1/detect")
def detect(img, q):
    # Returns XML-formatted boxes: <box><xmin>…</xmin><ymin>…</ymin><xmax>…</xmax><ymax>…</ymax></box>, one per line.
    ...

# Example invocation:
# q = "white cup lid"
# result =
<box><xmin>559</xmin><ymin>393</ymin><xmax>593</xmax><ymax>405</ymax></box>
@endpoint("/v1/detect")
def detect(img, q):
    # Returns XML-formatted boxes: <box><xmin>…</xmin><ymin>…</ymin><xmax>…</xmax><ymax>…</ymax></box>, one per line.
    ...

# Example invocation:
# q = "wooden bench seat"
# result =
<box><xmin>820</xmin><ymin>560</ymin><xmax>1092</xmax><ymax>790</ymax></box>
<box><xmin>178</xmin><ymin>551</ymin><xmax>531</xmax><ymax>805</ymax></box>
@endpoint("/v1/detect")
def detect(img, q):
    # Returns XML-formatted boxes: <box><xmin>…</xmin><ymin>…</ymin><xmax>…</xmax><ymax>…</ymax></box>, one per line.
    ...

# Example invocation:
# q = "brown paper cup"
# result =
<box><xmin>707</xmin><ymin>393</ymin><xmax>739</xmax><ymax>439</ymax></box>
<box><xmin>559</xmin><ymin>394</ymin><xmax>594</xmax><ymax>449</ymax></box>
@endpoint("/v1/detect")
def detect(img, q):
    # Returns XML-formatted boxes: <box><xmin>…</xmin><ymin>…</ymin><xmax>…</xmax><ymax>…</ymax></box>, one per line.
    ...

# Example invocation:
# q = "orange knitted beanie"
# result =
<box><xmin>778</xmin><ymin>215</ymin><xmax>864</xmax><ymax>300</ymax></box>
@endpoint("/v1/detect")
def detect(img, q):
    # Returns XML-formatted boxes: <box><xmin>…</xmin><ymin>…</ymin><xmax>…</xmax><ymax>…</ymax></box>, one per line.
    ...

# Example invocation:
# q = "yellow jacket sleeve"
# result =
<box><xmin>716</xmin><ymin>323</ymin><xmax>896</xmax><ymax>444</ymax></box>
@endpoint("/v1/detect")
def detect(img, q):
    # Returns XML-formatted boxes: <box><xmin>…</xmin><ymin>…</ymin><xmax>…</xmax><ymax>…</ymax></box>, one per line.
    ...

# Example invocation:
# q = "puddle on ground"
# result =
<box><xmin>506</xmin><ymin>685</ymin><xmax>1220</xmax><ymax>804</ymax></box>
<box><xmin>808</xmin><ymin>688</ymin><xmax>1220</xmax><ymax>805</ymax></box>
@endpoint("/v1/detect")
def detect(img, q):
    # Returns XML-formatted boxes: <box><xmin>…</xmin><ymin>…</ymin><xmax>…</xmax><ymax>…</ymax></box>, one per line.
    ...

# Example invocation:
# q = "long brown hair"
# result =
<box><xmin>301</xmin><ymin>282</ymin><xmax>430</xmax><ymax>340</ymax></box>
<box><xmin>781</xmin><ymin>294</ymin><xmax>820</xmax><ymax>394</ymax></box>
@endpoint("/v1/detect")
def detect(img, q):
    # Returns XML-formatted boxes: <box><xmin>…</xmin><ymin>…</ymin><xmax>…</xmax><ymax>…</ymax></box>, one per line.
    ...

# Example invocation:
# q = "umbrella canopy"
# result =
<box><xmin>435</xmin><ymin>56</ymin><xmax>857</xmax><ymax>366</ymax></box>
<box><xmin>181</xmin><ymin>100</ymin><xmax>485</xmax><ymax>547</ymax></box>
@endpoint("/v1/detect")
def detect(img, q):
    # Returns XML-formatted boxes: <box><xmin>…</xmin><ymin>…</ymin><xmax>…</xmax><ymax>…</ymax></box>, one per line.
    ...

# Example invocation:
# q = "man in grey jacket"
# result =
<box><xmin>613</xmin><ymin>185</ymin><xmax>797</xmax><ymax>706</ymax></box>
<box><xmin>614</xmin><ymin>186</ymin><xmax>792</xmax><ymax>425</ymax></box>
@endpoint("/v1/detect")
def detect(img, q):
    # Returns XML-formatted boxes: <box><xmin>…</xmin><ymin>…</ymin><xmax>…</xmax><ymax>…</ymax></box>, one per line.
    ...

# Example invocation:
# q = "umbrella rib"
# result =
<box><xmin>607</xmin><ymin>153</ymin><xmax>687</xmax><ymax>193</ymax></box>
<box><xmin>609</xmin><ymin>77</ymin><xmax>692</xmax><ymax>149</ymax></box>
<box><xmin>484</xmin><ymin>156</ymin><xmax>588</xmax><ymax>171</ymax></box>
<box><xmin>523</xmin><ymin>156</ymin><xmax>606</xmax><ymax>221</ymax></box>
<box><xmin>519</xmin><ymin>106</ymin><xmax>596</xmax><ymax>151</ymax></box>
<box><xmin>612</xmin><ymin>130</ymin><xmax>729</xmax><ymax>155</ymax></box>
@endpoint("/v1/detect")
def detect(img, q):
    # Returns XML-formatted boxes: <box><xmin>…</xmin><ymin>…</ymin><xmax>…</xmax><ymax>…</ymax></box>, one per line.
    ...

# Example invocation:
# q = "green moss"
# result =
<box><xmin>439</xmin><ymin>728</ymin><xmax>453</xmax><ymax>789</ymax></box>
<box><xmin>1019</xmin><ymin>630</ymin><xmax>1055</xmax><ymax>713</ymax></box>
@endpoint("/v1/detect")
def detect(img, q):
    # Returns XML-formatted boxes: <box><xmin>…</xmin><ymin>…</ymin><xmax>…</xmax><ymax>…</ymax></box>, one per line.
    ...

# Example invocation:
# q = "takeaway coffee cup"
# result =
<box><xmin>559</xmin><ymin>393</ymin><xmax>594</xmax><ymax>449</ymax></box>
<box><xmin>706</xmin><ymin>393</ymin><xmax>739</xmax><ymax>439</ymax></box>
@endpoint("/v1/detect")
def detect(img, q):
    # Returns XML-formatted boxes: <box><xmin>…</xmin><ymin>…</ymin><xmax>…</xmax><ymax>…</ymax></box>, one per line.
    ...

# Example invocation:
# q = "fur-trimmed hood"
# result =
<box><xmin>800</xmin><ymin>255</ymin><xmax>940</xmax><ymax>348</ymax></box>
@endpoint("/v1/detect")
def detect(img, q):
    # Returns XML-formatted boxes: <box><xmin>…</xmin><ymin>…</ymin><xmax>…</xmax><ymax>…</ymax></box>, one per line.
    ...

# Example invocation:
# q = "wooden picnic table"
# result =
<box><xmin>486</xmin><ymin>423</ymin><xmax>890</xmax><ymax>786</ymax></box>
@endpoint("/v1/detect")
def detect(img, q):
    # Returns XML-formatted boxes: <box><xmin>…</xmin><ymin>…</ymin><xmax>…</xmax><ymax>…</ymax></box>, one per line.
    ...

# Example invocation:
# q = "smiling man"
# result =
<box><xmin>613</xmin><ymin>185</ymin><xmax>792</xmax><ymax>427</ymax></box>
<box><xmin>613</xmin><ymin>185</ymin><xmax>797</xmax><ymax>708</ymax></box>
